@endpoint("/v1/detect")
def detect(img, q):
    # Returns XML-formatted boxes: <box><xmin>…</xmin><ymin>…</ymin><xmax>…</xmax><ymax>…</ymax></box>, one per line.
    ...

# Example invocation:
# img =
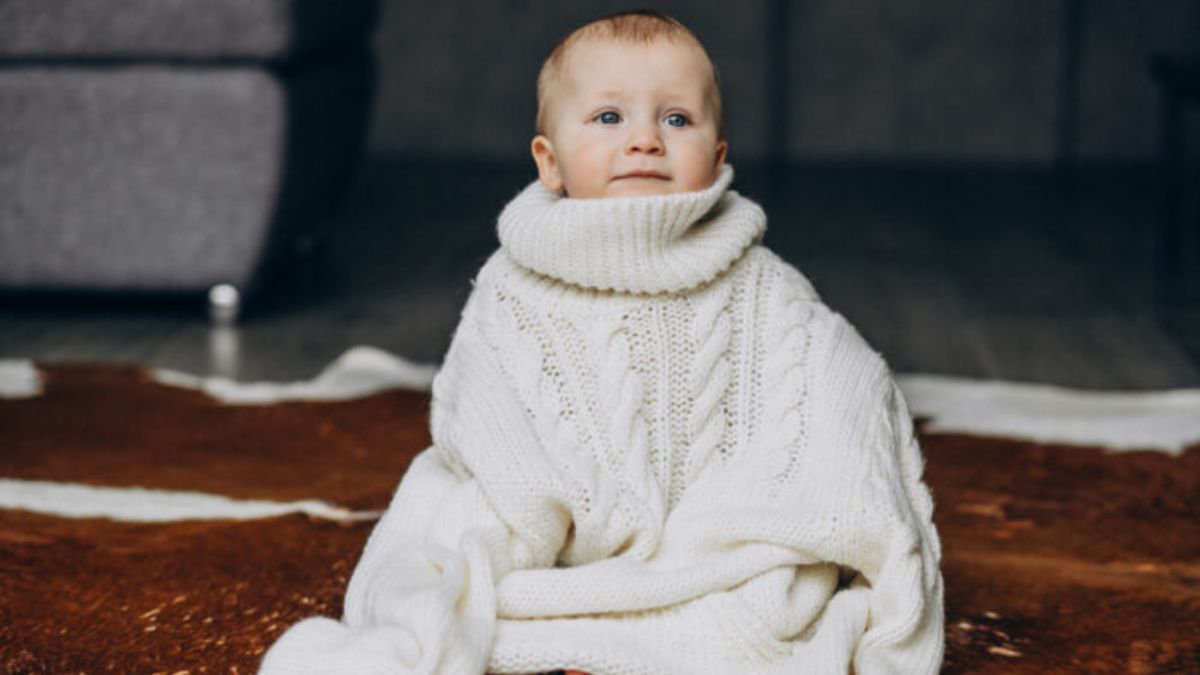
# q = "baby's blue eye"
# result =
<box><xmin>596</xmin><ymin>111</ymin><xmax>621</xmax><ymax>124</ymax></box>
<box><xmin>664</xmin><ymin>113</ymin><xmax>689</xmax><ymax>128</ymax></box>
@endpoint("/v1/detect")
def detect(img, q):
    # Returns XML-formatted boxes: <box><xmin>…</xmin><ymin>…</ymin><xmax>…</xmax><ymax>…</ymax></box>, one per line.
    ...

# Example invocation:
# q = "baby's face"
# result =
<box><xmin>532</xmin><ymin>38</ymin><xmax>727</xmax><ymax>199</ymax></box>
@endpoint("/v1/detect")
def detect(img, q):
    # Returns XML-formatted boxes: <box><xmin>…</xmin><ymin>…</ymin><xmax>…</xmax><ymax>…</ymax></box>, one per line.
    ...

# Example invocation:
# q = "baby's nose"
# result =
<box><xmin>625</xmin><ymin>123</ymin><xmax>664</xmax><ymax>155</ymax></box>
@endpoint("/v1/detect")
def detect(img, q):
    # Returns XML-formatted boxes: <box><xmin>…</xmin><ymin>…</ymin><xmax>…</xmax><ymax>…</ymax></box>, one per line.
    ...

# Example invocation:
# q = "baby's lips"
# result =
<box><xmin>614</xmin><ymin>170</ymin><xmax>670</xmax><ymax>180</ymax></box>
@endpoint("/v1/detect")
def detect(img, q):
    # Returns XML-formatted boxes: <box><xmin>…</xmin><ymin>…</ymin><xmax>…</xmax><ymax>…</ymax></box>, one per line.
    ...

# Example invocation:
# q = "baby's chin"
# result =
<box><xmin>559</xmin><ymin>172</ymin><xmax>719</xmax><ymax>199</ymax></box>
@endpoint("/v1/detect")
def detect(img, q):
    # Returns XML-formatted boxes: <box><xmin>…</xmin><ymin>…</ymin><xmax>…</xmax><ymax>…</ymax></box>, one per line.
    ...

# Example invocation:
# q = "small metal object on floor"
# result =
<box><xmin>208</xmin><ymin>284</ymin><xmax>241</xmax><ymax>326</ymax></box>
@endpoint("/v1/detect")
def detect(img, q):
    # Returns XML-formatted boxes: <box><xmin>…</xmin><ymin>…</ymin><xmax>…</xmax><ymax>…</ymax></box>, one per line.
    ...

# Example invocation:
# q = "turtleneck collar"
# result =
<box><xmin>496</xmin><ymin>165</ymin><xmax>766</xmax><ymax>295</ymax></box>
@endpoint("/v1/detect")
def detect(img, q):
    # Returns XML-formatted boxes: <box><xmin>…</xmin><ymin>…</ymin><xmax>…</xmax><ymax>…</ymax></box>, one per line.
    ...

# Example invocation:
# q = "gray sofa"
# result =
<box><xmin>0</xmin><ymin>0</ymin><xmax>377</xmax><ymax>305</ymax></box>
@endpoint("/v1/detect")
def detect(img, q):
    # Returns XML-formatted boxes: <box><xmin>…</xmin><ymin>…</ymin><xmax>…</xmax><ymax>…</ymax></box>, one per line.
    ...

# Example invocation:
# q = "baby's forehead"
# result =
<box><xmin>556</xmin><ymin>36</ymin><xmax>714</xmax><ymax>94</ymax></box>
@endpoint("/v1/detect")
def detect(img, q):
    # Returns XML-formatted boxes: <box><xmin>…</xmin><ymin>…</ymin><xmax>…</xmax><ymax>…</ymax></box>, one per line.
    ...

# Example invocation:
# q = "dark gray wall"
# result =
<box><xmin>367</xmin><ymin>0</ymin><xmax>1200</xmax><ymax>164</ymax></box>
<box><xmin>786</xmin><ymin>1</ymin><xmax>1060</xmax><ymax>161</ymax></box>
<box><xmin>1077</xmin><ymin>0</ymin><xmax>1200</xmax><ymax>160</ymax></box>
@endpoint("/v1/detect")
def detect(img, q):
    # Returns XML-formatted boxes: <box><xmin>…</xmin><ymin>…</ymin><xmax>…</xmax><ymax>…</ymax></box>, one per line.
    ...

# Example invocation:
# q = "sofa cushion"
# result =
<box><xmin>0</xmin><ymin>57</ymin><xmax>371</xmax><ymax>291</ymax></box>
<box><xmin>0</xmin><ymin>0</ymin><xmax>376</xmax><ymax>61</ymax></box>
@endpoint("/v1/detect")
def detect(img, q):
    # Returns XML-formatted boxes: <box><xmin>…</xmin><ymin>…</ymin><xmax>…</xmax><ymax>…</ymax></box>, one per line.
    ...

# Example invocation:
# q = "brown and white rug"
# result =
<box><xmin>1</xmin><ymin>348</ymin><xmax>1197</xmax><ymax>674</ymax></box>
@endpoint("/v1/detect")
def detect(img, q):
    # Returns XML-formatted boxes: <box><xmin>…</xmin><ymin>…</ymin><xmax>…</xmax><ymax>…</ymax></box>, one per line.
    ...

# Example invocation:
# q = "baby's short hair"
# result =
<box><xmin>535</xmin><ymin>10</ymin><xmax>723</xmax><ymax>138</ymax></box>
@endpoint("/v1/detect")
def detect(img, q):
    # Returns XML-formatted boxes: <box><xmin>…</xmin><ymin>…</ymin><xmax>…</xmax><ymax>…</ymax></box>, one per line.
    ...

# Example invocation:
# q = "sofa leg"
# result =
<box><xmin>208</xmin><ymin>284</ymin><xmax>242</xmax><ymax>325</ymax></box>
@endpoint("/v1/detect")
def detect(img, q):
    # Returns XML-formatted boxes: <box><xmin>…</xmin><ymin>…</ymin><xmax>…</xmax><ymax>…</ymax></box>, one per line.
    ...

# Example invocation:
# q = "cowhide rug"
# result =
<box><xmin>1</xmin><ymin>348</ymin><xmax>1197</xmax><ymax>674</ymax></box>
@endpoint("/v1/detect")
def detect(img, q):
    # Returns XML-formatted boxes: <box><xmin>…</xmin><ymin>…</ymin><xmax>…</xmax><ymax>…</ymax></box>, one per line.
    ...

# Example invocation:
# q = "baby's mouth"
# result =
<box><xmin>614</xmin><ymin>170</ymin><xmax>670</xmax><ymax>181</ymax></box>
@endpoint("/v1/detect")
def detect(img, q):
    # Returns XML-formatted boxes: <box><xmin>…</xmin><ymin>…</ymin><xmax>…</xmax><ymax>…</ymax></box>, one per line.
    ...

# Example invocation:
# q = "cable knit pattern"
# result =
<box><xmin>260</xmin><ymin>170</ymin><xmax>943</xmax><ymax>674</ymax></box>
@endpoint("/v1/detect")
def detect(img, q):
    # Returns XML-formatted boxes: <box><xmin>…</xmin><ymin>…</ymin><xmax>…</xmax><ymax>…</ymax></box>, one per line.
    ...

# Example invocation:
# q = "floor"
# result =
<box><xmin>2</xmin><ymin>157</ymin><xmax>1198</xmax><ymax>390</ymax></box>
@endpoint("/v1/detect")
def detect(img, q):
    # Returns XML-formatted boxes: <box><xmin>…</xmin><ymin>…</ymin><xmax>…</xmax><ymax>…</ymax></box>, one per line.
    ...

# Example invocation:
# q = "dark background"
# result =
<box><xmin>369</xmin><ymin>1</ymin><xmax>1196</xmax><ymax>165</ymax></box>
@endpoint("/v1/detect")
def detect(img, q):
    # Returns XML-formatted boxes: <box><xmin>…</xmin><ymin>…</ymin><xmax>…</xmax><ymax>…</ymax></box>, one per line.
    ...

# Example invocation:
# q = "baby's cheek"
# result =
<box><xmin>680</xmin><ymin>164</ymin><xmax>720</xmax><ymax>193</ymax></box>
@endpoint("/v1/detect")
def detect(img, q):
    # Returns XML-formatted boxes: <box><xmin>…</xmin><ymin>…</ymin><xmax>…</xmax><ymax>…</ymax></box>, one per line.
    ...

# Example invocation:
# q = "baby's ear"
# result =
<box><xmin>714</xmin><ymin>140</ymin><xmax>728</xmax><ymax>169</ymax></box>
<box><xmin>531</xmin><ymin>135</ymin><xmax>564</xmax><ymax>193</ymax></box>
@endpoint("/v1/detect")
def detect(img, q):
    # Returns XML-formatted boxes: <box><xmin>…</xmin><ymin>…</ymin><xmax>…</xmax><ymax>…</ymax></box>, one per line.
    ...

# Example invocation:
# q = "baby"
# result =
<box><xmin>262</xmin><ymin>10</ymin><xmax>943</xmax><ymax>675</ymax></box>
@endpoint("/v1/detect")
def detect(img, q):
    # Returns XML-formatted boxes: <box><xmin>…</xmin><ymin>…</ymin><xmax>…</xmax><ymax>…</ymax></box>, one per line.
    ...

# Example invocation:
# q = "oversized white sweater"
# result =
<box><xmin>260</xmin><ymin>165</ymin><xmax>944</xmax><ymax>674</ymax></box>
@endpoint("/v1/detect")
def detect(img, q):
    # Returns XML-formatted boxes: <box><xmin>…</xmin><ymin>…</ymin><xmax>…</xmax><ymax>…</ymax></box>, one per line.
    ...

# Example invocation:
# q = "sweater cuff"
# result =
<box><xmin>258</xmin><ymin>617</ymin><xmax>422</xmax><ymax>674</ymax></box>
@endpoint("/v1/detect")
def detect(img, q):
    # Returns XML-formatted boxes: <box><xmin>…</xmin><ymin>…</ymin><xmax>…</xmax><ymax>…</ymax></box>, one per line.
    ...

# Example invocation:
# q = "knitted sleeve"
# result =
<box><xmin>800</xmin><ymin>306</ymin><xmax>945</xmax><ymax>674</ymax></box>
<box><xmin>851</xmin><ymin>375</ymin><xmax>945</xmax><ymax>673</ymax></box>
<box><xmin>705</xmin><ymin>258</ymin><xmax>943</xmax><ymax>673</ymax></box>
<box><xmin>258</xmin><ymin>280</ymin><xmax>572</xmax><ymax>674</ymax></box>
<box><xmin>259</xmin><ymin>450</ymin><xmax>509</xmax><ymax>674</ymax></box>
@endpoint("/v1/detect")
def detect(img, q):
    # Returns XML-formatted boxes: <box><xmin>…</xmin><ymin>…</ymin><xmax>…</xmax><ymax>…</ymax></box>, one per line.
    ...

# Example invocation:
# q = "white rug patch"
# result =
<box><xmin>0</xmin><ymin>478</ymin><xmax>381</xmax><ymax>523</ymax></box>
<box><xmin>9</xmin><ymin>347</ymin><xmax>1197</xmax><ymax>457</ymax></box>
<box><xmin>0</xmin><ymin>359</ymin><xmax>41</xmax><ymax>399</ymax></box>
<box><xmin>897</xmin><ymin>374</ymin><xmax>1200</xmax><ymax>456</ymax></box>
<box><xmin>154</xmin><ymin>345</ymin><xmax>438</xmax><ymax>405</ymax></box>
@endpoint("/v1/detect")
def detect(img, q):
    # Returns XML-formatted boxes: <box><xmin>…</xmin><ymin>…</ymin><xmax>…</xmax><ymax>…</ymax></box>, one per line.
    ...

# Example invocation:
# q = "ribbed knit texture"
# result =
<box><xmin>260</xmin><ymin>169</ymin><xmax>944</xmax><ymax>674</ymax></box>
<box><xmin>497</xmin><ymin>165</ymin><xmax>764</xmax><ymax>294</ymax></box>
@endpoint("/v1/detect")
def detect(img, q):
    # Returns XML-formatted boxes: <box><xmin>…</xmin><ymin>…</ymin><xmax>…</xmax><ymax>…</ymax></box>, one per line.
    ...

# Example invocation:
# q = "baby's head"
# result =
<box><xmin>531</xmin><ymin>11</ymin><xmax>727</xmax><ymax>199</ymax></box>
